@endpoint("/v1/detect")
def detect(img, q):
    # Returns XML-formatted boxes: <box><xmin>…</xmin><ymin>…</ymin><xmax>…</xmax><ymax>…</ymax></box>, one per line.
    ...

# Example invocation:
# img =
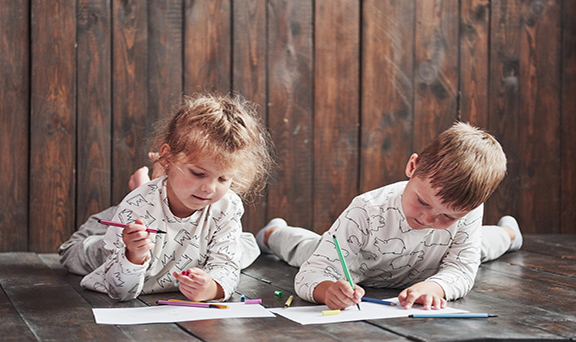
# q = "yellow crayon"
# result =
<box><xmin>322</xmin><ymin>309</ymin><xmax>341</xmax><ymax>316</ymax></box>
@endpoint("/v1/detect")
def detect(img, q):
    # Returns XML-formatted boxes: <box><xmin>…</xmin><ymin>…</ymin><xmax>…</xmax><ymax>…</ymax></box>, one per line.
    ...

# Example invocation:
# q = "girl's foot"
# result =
<box><xmin>128</xmin><ymin>166</ymin><xmax>151</xmax><ymax>190</ymax></box>
<box><xmin>256</xmin><ymin>218</ymin><xmax>288</xmax><ymax>254</ymax></box>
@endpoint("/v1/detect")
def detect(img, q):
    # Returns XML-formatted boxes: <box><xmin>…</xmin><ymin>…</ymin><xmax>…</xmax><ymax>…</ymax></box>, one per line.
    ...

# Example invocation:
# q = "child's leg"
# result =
<box><xmin>239</xmin><ymin>232</ymin><xmax>261</xmax><ymax>269</ymax></box>
<box><xmin>58</xmin><ymin>206</ymin><xmax>116</xmax><ymax>275</ymax></box>
<box><xmin>256</xmin><ymin>219</ymin><xmax>322</xmax><ymax>267</ymax></box>
<box><xmin>480</xmin><ymin>216</ymin><xmax>523</xmax><ymax>263</ymax></box>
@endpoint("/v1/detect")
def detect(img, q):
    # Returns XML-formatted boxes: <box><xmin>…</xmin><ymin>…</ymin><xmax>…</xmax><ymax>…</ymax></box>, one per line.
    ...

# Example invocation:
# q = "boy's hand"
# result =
<box><xmin>174</xmin><ymin>268</ymin><xmax>224</xmax><ymax>301</ymax></box>
<box><xmin>313</xmin><ymin>280</ymin><xmax>365</xmax><ymax>310</ymax></box>
<box><xmin>122</xmin><ymin>218</ymin><xmax>154</xmax><ymax>265</ymax></box>
<box><xmin>398</xmin><ymin>281</ymin><xmax>446</xmax><ymax>310</ymax></box>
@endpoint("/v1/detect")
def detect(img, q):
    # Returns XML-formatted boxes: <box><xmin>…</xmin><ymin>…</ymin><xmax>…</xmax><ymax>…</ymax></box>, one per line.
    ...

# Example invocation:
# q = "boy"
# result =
<box><xmin>256</xmin><ymin>122</ymin><xmax>521</xmax><ymax>310</ymax></box>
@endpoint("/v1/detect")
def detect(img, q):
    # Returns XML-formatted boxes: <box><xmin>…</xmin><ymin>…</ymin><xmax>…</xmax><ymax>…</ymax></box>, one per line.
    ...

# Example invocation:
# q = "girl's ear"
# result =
<box><xmin>405</xmin><ymin>153</ymin><xmax>418</xmax><ymax>178</ymax></box>
<box><xmin>160</xmin><ymin>144</ymin><xmax>171</xmax><ymax>167</ymax></box>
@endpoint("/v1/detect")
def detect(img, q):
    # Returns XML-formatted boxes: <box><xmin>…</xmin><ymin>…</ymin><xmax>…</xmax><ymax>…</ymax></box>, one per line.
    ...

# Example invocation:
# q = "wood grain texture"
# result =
<box><xmin>413</xmin><ymin>0</ymin><xmax>460</xmax><ymax>152</ymax></box>
<box><xmin>184</xmin><ymin>0</ymin><xmax>231</xmax><ymax>93</ymax></box>
<box><xmin>111</xmin><ymin>0</ymin><xmax>149</xmax><ymax>205</ymax></box>
<box><xmin>489</xmin><ymin>0</ymin><xmax>522</xmax><ymax>231</ymax></box>
<box><xmin>314</xmin><ymin>0</ymin><xmax>360</xmax><ymax>234</ymax></box>
<box><xmin>233</xmin><ymin>0</ymin><xmax>268</xmax><ymax>233</ymax></box>
<box><xmin>29</xmin><ymin>0</ymin><xmax>77</xmax><ymax>252</ymax></box>
<box><xmin>0</xmin><ymin>0</ymin><xmax>29</xmax><ymax>251</ymax></box>
<box><xmin>76</xmin><ymin>0</ymin><xmax>112</xmax><ymax>227</ymax></box>
<box><xmin>361</xmin><ymin>0</ymin><xmax>415</xmax><ymax>192</ymax></box>
<box><xmin>561</xmin><ymin>0</ymin><xmax>576</xmax><ymax>234</ymax></box>
<box><xmin>148</xmin><ymin>0</ymin><xmax>184</xmax><ymax>124</ymax></box>
<box><xmin>266</xmin><ymin>0</ymin><xmax>314</xmax><ymax>229</ymax></box>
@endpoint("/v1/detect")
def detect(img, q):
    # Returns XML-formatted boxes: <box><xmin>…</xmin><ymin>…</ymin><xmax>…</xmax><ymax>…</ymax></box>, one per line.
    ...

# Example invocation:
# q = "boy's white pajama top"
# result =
<box><xmin>295</xmin><ymin>181</ymin><xmax>483</xmax><ymax>302</ymax></box>
<box><xmin>80</xmin><ymin>176</ymin><xmax>243</xmax><ymax>301</ymax></box>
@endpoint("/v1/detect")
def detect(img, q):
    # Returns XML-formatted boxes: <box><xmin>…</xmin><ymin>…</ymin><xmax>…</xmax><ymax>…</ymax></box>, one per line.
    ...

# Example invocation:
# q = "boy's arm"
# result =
<box><xmin>295</xmin><ymin>199</ymin><xmax>367</xmax><ymax>303</ymax></box>
<box><xmin>426</xmin><ymin>205</ymin><xmax>483</xmax><ymax>301</ymax></box>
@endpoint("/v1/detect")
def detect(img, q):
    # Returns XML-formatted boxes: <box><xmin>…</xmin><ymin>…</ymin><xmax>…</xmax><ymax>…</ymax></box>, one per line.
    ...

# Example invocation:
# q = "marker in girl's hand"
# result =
<box><xmin>98</xmin><ymin>219</ymin><xmax>167</xmax><ymax>234</ymax></box>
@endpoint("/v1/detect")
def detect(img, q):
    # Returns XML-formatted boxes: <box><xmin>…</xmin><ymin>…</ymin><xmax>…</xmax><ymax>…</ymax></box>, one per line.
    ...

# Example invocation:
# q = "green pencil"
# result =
<box><xmin>332</xmin><ymin>234</ymin><xmax>361</xmax><ymax>311</ymax></box>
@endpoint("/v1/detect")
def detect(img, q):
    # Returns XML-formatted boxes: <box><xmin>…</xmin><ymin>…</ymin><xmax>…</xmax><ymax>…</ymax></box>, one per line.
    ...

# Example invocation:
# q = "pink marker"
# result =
<box><xmin>244</xmin><ymin>299</ymin><xmax>262</xmax><ymax>305</ymax></box>
<box><xmin>98</xmin><ymin>219</ymin><xmax>167</xmax><ymax>234</ymax></box>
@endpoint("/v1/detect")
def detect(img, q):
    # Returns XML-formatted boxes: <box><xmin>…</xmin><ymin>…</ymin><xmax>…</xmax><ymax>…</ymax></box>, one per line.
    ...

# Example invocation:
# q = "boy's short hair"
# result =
<box><xmin>412</xmin><ymin>122</ymin><xmax>507</xmax><ymax>212</ymax></box>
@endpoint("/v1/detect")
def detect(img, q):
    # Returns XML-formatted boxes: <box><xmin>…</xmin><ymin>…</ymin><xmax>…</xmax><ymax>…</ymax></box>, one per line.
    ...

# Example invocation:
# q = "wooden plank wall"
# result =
<box><xmin>0</xmin><ymin>0</ymin><xmax>574</xmax><ymax>253</ymax></box>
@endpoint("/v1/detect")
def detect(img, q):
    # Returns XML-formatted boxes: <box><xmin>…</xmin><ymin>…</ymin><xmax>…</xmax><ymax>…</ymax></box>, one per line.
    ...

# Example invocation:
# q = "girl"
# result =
<box><xmin>75</xmin><ymin>93</ymin><xmax>275</xmax><ymax>301</ymax></box>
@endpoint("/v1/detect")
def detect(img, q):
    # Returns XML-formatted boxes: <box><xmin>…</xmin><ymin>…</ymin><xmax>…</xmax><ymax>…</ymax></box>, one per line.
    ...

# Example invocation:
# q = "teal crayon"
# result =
<box><xmin>409</xmin><ymin>313</ymin><xmax>498</xmax><ymax>318</ymax></box>
<box><xmin>332</xmin><ymin>235</ymin><xmax>361</xmax><ymax>311</ymax></box>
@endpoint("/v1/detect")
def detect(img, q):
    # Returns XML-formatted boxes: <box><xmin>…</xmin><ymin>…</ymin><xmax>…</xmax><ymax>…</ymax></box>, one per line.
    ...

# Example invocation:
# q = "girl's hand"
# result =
<box><xmin>314</xmin><ymin>280</ymin><xmax>365</xmax><ymax>310</ymax></box>
<box><xmin>398</xmin><ymin>281</ymin><xmax>446</xmax><ymax>310</ymax></box>
<box><xmin>122</xmin><ymin>218</ymin><xmax>154</xmax><ymax>265</ymax></box>
<box><xmin>174</xmin><ymin>268</ymin><xmax>224</xmax><ymax>301</ymax></box>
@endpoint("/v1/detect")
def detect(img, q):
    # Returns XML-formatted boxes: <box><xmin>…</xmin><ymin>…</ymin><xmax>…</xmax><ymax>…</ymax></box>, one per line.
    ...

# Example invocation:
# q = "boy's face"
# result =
<box><xmin>402</xmin><ymin>154</ymin><xmax>469</xmax><ymax>230</ymax></box>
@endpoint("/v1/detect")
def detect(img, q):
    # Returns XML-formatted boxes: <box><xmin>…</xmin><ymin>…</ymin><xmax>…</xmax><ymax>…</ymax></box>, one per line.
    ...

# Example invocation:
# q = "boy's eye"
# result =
<box><xmin>418</xmin><ymin>198</ymin><xmax>429</xmax><ymax>206</ymax></box>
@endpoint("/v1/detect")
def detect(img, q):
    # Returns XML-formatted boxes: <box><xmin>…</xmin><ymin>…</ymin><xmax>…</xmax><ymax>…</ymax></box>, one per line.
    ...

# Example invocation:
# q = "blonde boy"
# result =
<box><xmin>257</xmin><ymin>122</ymin><xmax>520</xmax><ymax>310</ymax></box>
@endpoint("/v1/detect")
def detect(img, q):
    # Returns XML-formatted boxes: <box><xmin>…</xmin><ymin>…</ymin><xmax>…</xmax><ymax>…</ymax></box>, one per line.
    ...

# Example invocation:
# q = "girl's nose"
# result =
<box><xmin>201</xmin><ymin>179</ymin><xmax>216</xmax><ymax>193</ymax></box>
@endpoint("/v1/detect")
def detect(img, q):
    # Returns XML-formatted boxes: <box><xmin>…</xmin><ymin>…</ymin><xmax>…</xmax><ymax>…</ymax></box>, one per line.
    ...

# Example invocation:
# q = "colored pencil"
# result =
<box><xmin>98</xmin><ymin>219</ymin><xmax>166</xmax><ymax>234</ymax></box>
<box><xmin>361</xmin><ymin>297</ymin><xmax>396</xmax><ymax>306</ymax></box>
<box><xmin>409</xmin><ymin>313</ymin><xmax>497</xmax><ymax>318</ymax></box>
<box><xmin>332</xmin><ymin>235</ymin><xmax>361</xmax><ymax>311</ymax></box>
<box><xmin>157</xmin><ymin>300</ymin><xmax>228</xmax><ymax>309</ymax></box>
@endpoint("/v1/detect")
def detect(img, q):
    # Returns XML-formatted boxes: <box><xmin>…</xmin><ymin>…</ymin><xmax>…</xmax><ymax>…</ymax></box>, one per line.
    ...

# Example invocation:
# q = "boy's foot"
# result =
<box><xmin>499</xmin><ymin>216</ymin><xmax>522</xmax><ymax>252</ymax></box>
<box><xmin>128</xmin><ymin>166</ymin><xmax>151</xmax><ymax>191</ymax></box>
<box><xmin>256</xmin><ymin>218</ymin><xmax>287</xmax><ymax>254</ymax></box>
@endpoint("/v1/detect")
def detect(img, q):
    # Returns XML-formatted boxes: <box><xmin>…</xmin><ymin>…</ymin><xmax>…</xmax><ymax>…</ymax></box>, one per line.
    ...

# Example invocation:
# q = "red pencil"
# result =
<box><xmin>98</xmin><ymin>219</ymin><xmax>167</xmax><ymax>234</ymax></box>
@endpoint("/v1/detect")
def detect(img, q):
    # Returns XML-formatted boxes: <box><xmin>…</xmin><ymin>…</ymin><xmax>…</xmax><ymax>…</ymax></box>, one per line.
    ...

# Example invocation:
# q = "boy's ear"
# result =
<box><xmin>405</xmin><ymin>153</ymin><xmax>418</xmax><ymax>178</ymax></box>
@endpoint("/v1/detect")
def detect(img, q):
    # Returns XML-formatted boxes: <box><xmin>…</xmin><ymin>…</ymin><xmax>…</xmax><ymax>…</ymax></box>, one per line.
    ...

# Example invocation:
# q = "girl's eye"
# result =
<box><xmin>191</xmin><ymin>170</ymin><xmax>204</xmax><ymax>177</ymax></box>
<box><xmin>219</xmin><ymin>177</ymin><xmax>229</xmax><ymax>182</ymax></box>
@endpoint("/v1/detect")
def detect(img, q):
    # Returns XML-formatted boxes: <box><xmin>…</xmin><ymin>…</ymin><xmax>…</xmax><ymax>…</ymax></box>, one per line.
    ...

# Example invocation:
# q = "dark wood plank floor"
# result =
<box><xmin>0</xmin><ymin>235</ymin><xmax>574</xmax><ymax>342</ymax></box>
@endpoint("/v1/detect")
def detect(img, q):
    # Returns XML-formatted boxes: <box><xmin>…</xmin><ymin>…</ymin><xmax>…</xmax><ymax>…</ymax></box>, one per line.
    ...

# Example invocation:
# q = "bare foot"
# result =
<box><xmin>128</xmin><ymin>166</ymin><xmax>151</xmax><ymax>191</ymax></box>
<box><xmin>148</xmin><ymin>152</ymin><xmax>166</xmax><ymax>179</ymax></box>
<box><xmin>263</xmin><ymin>227</ymin><xmax>279</xmax><ymax>247</ymax></box>
<box><xmin>501</xmin><ymin>225</ymin><xmax>516</xmax><ymax>246</ymax></box>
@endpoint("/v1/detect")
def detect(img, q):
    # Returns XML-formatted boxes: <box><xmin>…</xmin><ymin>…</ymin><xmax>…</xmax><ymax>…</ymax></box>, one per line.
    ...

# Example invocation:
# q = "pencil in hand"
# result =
<box><xmin>98</xmin><ymin>219</ymin><xmax>167</xmax><ymax>234</ymax></box>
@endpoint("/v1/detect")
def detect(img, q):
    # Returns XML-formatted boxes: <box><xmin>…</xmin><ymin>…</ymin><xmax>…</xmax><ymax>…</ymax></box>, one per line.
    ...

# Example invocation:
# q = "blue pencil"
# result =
<box><xmin>409</xmin><ymin>313</ymin><xmax>498</xmax><ymax>318</ymax></box>
<box><xmin>361</xmin><ymin>297</ymin><xmax>396</xmax><ymax>306</ymax></box>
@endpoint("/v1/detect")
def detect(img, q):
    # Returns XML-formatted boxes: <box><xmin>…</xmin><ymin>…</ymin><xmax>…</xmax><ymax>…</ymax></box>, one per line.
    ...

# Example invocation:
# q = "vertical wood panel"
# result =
<box><xmin>30</xmin><ymin>0</ymin><xmax>76</xmax><ymax>252</ymax></box>
<box><xmin>111</xmin><ymin>0</ymin><xmax>148</xmax><ymax>204</ymax></box>
<box><xmin>0</xmin><ymin>0</ymin><xmax>29</xmax><ymax>251</ymax></box>
<box><xmin>489</xmin><ymin>0</ymin><xmax>522</xmax><ymax>228</ymax></box>
<box><xmin>413</xmin><ymin>0</ymin><xmax>460</xmax><ymax>152</ymax></box>
<box><xmin>184</xmin><ymin>0</ymin><xmax>231</xmax><ymax>93</ymax></box>
<box><xmin>561</xmin><ymin>0</ymin><xmax>576</xmax><ymax>234</ymax></box>
<box><xmin>314</xmin><ymin>0</ymin><xmax>360</xmax><ymax>233</ymax></box>
<box><xmin>517</xmin><ymin>0</ymin><xmax>561</xmax><ymax>233</ymax></box>
<box><xmin>76</xmin><ymin>0</ymin><xmax>112</xmax><ymax>227</ymax></box>
<box><xmin>459</xmin><ymin>0</ymin><xmax>490</xmax><ymax>127</ymax></box>
<box><xmin>267</xmin><ymin>0</ymin><xmax>314</xmax><ymax>228</ymax></box>
<box><xmin>459</xmin><ymin>0</ymin><xmax>498</xmax><ymax>223</ymax></box>
<box><xmin>232</xmin><ymin>0</ymin><xmax>268</xmax><ymax>233</ymax></box>
<box><xmin>148</xmin><ymin>0</ymin><xmax>184</xmax><ymax>124</ymax></box>
<box><xmin>361</xmin><ymin>0</ymin><xmax>415</xmax><ymax>192</ymax></box>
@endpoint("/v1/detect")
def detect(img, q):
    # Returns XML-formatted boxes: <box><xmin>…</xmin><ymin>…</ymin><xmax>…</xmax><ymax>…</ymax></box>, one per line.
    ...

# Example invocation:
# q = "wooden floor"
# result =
<box><xmin>1</xmin><ymin>235</ymin><xmax>575</xmax><ymax>342</ymax></box>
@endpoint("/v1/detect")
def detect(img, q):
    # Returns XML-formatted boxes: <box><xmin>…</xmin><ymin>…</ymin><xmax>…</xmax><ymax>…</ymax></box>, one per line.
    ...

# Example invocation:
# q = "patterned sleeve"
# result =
<box><xmin>80</xmin><ymin>207</ymin><xmax>149</xmax><ymax>301</ymax></box>
<box><xmin>294</xmin><ymin>197</ymin><xmax>368</xmax><ymax>303</ymax></box>
<box><xmin>202</xmin><ymin>193</ymin><xmax>244</xmax><ymax>300</ymax></box>
<box><xmin>426</xmin><ymin>204</ymin><xmax>483</xmax><ymax>301</ymax></box>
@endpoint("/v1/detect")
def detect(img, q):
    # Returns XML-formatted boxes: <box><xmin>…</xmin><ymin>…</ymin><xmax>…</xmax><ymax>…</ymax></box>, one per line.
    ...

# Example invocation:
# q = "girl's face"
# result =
<box><xmin>164</xmin><ymin>154</ymin><xmax>235</xmax><ymax>218</ymax></box>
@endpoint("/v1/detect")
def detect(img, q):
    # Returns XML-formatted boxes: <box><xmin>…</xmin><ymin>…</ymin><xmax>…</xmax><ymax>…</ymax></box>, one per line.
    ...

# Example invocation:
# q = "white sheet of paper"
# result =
<box><xmin>93</xmin><ymin>302</ymin><xmax>275</xmax><ymax>325</ymax></box>
<box><xmin>269</xmin><ymin>298</ymin><xmax>468</xmax><ymax>325</ymax></box>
